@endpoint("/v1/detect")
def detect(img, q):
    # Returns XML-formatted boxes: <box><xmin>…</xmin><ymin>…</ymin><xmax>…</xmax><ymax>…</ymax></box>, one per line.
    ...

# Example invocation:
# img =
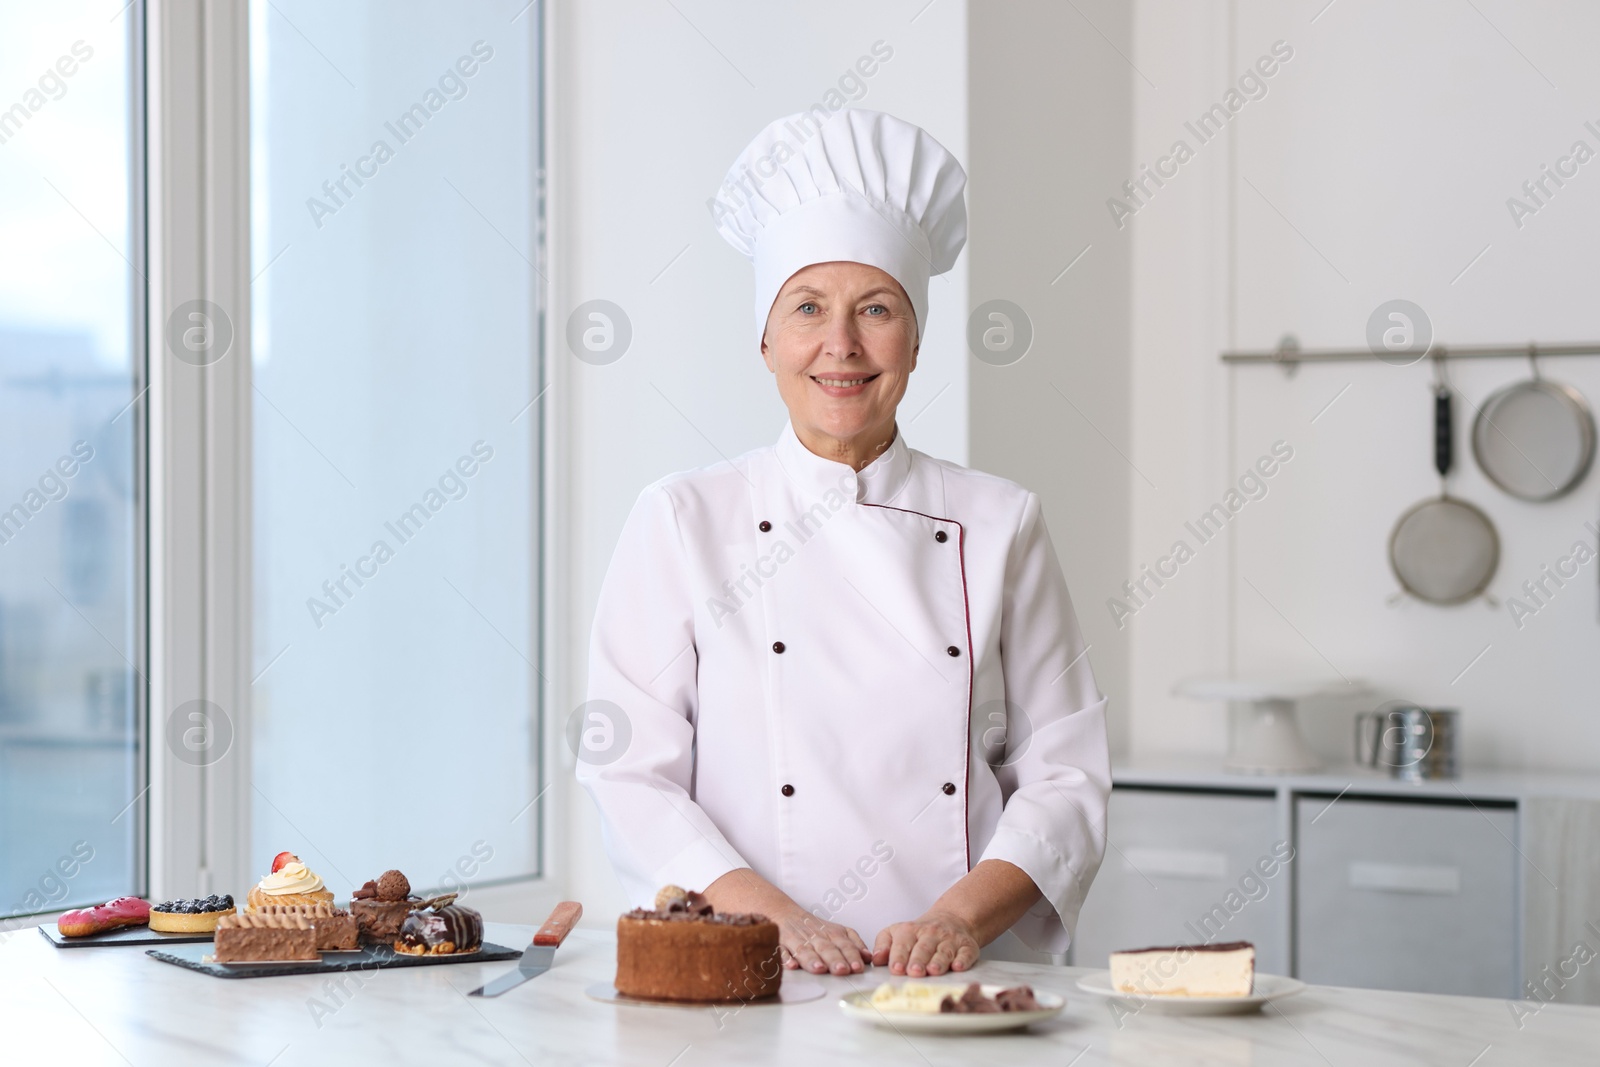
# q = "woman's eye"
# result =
<box><xmin>799</xmin><ymin>302</ymin><xmax>818</xmax><ymax>314</ymax></box>
<box><xmin>864</xmin><ymin>305</ymin><xmax>886</xmax><ymax>316</ymax></box>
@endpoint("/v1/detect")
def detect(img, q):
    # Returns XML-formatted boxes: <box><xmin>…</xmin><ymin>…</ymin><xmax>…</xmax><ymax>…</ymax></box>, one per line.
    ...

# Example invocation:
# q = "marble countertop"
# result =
<box><xmin>3</xmin><ymin>923</ymin><xmax>1594</xmax><ymax>1065</ymax></box>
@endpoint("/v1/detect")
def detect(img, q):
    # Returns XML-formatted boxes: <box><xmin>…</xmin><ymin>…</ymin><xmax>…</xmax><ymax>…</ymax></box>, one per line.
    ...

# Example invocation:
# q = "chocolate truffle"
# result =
<box><xmin>376</xmin><ymin>870</ymin><xmax>410</xmax><ymax>901</ymax></box>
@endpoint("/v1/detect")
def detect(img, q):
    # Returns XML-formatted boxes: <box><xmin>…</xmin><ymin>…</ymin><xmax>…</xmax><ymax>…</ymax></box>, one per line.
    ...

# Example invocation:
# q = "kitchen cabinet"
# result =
<box><xmin>1067</xmin><ymin>755</ymin><xmax>1600</xmax><ymax>1004</ymax></box>
<box><xmin>1072</xmin><ymin>787</ymin><xmax>1290</xmax><ymax>974</ymax></box>
<box><xmin>1294</xmin><ymin>795</ymin><xmax>1516</xmax><ymax>996</ymax></box>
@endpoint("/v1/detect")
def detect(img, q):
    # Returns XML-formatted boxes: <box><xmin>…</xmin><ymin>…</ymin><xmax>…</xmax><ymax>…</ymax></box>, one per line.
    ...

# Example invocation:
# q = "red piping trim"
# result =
<box><xmin>860</xmin><ymin>502</ymin><xmax>974</xmax><ymax>873</ymax></box>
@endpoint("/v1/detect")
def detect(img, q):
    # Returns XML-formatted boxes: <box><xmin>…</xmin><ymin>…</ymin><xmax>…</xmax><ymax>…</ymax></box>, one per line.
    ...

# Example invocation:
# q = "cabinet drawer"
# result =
<box><xmin>1072</xmin><ymin>788</ymin><xmax>1289</xmax><ymax>973</ymax></box>
<box><xmin>1294</xmin><ymin>796</ymin><xmax>1516</xmax><ymax>997</ymax></box>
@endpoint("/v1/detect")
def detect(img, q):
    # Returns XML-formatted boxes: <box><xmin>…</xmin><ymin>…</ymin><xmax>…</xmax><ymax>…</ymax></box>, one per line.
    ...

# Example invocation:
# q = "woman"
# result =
<box><xmin>577</xmin><ymin>109</ymin><xmax>1109</xmax><ymax>979</ymax></box>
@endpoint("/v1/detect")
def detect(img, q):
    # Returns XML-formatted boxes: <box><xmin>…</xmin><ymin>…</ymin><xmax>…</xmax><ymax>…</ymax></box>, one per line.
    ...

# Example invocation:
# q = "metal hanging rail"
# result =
<box><xmin>1220</xmin><ymin>340</ymin><xmax>1600</xmax><ymax>365</ymax></box>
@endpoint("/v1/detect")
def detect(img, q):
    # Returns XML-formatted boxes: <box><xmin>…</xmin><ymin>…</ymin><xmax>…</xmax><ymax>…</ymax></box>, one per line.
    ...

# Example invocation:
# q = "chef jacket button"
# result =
<box><xmin>758</xmin><ymin>520</ymin><xmax>772</xmax><ymax>532</ymax></box>
<box><xmin>947</xmin><ymin>646</ymin><xmax>961</xmax><ymax>657</ymax></box>
<box><xmin>934</xmin><ymin>530</ymin><xmax>948</xmax><ymax>543</ymax></box>
<box><xmin>772</xmin><ymin>641</ymin><xmax>786</xmax><ymax>654</ymax></box>
<box><xmin>781</xmin><ymin>784</ymin><xmax>795</xmax><ymax>797</ymax></box>
<box><xmin>942</xmin><ymin>782</ymin><xmax>957</xmax><ymax>795</ymax></box>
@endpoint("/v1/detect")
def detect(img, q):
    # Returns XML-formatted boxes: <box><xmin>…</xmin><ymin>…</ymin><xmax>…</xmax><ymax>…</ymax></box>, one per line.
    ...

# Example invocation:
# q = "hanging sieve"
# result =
<box><xmin>1471</xmin><ymin>355</ymin><xmax>1595</xmax><ymax>502</ymax></box>
<box><xmin>1389</xmin><ymin>384</ymin><xmax>1499</xmax><ymax>605</ymax></box>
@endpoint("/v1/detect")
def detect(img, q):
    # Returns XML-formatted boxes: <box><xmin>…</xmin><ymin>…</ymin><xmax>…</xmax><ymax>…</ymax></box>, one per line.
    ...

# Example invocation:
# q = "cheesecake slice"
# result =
<box><xmin>1109</xmin><ymin>941</ymin><xmax>1255</xmax><ymax>997</ymax></box>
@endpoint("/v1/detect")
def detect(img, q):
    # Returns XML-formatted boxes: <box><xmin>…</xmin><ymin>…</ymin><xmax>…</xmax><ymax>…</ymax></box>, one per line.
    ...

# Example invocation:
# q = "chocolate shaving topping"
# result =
<box><xmin>624</xmin><ymin>907</ymin><xmax>770</xmax><ymax>926</ymax></box>
<box><xmin>661</xmin><ymin>889</ymin><xmax>714</xmax><ymax>917</ymax></box>
<box><xmin>953</xmin><ymin>984</ymin><xmax>1000</xmax><ymax>1013</ymax></box>
<box><xmin>995</xmin><ymin>986</ymin><xmax>1041</xmax><ymax>1012</ymax></box>
<box><xmin>939</xmin><ymin>983</ymin><xmax>1040</xmax><ymax>1014</ymax></box>
<box><xmin>352</xmin><ymin>880</ymin><xmax>379</xmax><ymax>900</ymax></box>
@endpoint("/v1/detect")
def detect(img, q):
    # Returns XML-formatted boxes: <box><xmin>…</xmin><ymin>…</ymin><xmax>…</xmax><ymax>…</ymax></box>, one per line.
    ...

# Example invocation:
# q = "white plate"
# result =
<box><xmin>838</xmin><ymin>983</ymin><xmax>1065</xmax><ymax>1034</ymax></box>
<box><xmin>1074</xmin><ymin>971</ymin><xmax>1305</xmax><ymax>1015</ymax></box>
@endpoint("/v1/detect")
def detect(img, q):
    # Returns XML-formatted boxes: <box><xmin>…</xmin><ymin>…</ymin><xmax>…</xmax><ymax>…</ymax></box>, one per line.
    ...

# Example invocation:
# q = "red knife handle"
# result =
<box><xmin>533</xmin><ymin>901</ymin><xmax>583</xmax><ymax>947</ymax></box>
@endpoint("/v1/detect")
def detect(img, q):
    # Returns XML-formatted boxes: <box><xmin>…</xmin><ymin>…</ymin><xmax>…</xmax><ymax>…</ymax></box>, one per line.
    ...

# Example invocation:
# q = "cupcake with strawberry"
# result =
<box><xmin>246</xmin><ymin>850</ymin><xmax>335</xmax><ymax>912</ymax></box>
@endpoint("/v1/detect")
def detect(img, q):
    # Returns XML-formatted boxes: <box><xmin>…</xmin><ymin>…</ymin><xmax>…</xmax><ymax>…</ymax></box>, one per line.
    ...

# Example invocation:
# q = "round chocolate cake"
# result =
<box><xmin>614</xmin><ymin>886</ymin><xmax>782</xmax><ymax>1003</ymax></box>
<box><xmin>350</xmin><ymin>869</ymin><xmax>422</xmax><ymax>943</ymax></box>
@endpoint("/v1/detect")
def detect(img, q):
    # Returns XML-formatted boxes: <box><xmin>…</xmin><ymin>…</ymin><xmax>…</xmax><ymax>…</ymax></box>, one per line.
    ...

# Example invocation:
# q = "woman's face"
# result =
<box><xmin>761</xmin><ymin>261</ymin><xmax>919</xmax><ymax>460</ymax></box>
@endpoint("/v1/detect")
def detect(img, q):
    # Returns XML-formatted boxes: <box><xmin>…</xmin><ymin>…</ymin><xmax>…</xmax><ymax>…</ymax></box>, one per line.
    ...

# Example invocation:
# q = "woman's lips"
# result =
<box><xmin>811</xmin><ymin>372</ymin><xmax>879</xmax><ymax>397</ymax></box>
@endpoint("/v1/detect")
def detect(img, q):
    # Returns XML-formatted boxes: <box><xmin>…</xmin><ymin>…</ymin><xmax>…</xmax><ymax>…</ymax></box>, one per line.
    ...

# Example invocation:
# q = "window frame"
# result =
<box><xmin>142</xmin><ymin>0</ymin><xmax>556</xmax><ymax>912</ymax></box>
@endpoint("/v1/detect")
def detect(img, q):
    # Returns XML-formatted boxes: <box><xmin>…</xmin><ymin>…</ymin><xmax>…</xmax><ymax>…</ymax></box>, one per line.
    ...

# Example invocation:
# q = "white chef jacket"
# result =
<box><xmin>576</xmin><ymin>420</ymin><xmax>1110</xmax><ymax>953</ymax></box>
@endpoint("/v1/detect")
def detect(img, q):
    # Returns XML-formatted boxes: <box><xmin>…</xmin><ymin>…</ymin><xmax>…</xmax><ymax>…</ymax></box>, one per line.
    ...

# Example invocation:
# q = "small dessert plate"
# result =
<box><xmin>838</xmin><ymin>984</ymin><xmax>1065</xmax><ymax>1034</ymax></box>
<box><xmin>1073</xmin><ymin>971</ymin><xmax>1305</xmax><ymax>1015</ymax></box>
<box><xmin>41</xmin><ymin>924</ymin><xmax>213</xmax><ymax>948</ymax></box>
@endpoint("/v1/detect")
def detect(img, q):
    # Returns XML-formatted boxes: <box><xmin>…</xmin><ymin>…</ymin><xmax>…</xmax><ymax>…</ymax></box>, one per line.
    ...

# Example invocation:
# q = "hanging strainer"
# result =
<box><xmin>1471</xmin><ymin>356</ymin><xmax>1595</xmax><ymax>502</ymax></box>
<box><xmin>1389</xmin><ymin>384</ymin><xmax>1499</xmax><ymax>605</ymax></box>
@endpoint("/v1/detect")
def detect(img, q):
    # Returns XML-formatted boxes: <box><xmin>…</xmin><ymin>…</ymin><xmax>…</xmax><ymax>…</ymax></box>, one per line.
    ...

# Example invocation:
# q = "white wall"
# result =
<box><xmin>551</xmin><ymin>0</ymin><xmax>971</xmax><ymax>924</ymax></box>
<box><xmin>546</xmin><ymin>0</ymin><xmax>1600</xmax><ymax>942</ymax></box>
<box><xmin>1128</xmin><ymin>0</ymin><xmax>1600</xmax><ymax>769</ymax></box>
<box><xmin>968</xmin><ymin>0</ymin><xmax>1134</xmax><ymax>758</ymax></box>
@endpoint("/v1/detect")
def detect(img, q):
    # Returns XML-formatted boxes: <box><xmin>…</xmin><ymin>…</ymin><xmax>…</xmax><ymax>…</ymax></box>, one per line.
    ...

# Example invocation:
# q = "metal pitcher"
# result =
<box><xmin>1354</xmin><ymin>705</ymin><xmax>1459</xmax><ymax>780</ymax></box>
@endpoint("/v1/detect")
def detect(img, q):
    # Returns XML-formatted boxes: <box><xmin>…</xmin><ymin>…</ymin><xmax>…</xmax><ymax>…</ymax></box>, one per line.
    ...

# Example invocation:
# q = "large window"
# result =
<box><xmin>0</xmin><ymin>2</ymin><xmax>144</xmax><ymax>918</ymax></box>
<box><xmin>248</xmin><ymin>2</ymin><xmax>543</xmax><ymax>889</ymax></box>
<box><xmin>0</xmin><ymin>0</ymin><xmax>543</xmax><ymax>922</ymax></box>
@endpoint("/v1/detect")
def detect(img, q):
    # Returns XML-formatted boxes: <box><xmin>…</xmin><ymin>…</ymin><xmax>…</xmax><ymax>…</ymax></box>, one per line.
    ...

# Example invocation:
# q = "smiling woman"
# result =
<box><xmin>576</xmin><ymin>108</ymin><xmax>1110</xmax><ymax>984</ymax></box>
<box><xmin>761</xmin><ymin>262</ymin><xmax>920</xmax><ymax>471</ymax></box>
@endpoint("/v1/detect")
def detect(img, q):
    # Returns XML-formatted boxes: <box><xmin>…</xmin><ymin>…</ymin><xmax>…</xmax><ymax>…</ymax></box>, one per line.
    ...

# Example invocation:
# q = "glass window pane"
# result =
<box><xmin>249</xmin><ymin>1</ymin><xmax>541</xmax><ymax>891</ymax></box>
<box><xmin>0</xmin><ymin>2</ymin><xmax>143</xmax><ymax>921</ymax></box>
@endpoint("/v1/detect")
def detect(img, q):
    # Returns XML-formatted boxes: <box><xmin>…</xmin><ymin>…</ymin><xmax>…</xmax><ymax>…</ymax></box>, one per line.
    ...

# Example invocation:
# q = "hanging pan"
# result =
<box><xmin>1389</xmin><ymin>385</ymin><xmax>1499</xmax><ymax>605</ymax></box>
<box><xmin>1471</xmin><ymin>355</ymin><xmax>1595</xmax><ymax>502</ymax></box>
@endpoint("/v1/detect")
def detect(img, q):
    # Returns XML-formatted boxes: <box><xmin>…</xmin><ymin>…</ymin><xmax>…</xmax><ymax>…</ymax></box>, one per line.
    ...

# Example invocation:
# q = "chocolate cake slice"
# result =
<box><xmin>213</xmin><ymin>912</ymin><xmax>319</xmax><ymax>962</ymax></box>
<box><xmin>350</xmin><ymin>869</ymin><xmax>421</xmax><ymax>943</ymax></box>
<box><xmin>256</xmin><ymin>903</ymin><xmax>359</xmax><ymax>951</ymax></box>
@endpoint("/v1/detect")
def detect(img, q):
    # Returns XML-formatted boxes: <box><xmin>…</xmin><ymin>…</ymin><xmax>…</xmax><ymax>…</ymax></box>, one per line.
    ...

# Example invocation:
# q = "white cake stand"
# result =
<box><xmin>1173</xmin><ymin>677</ymin><xmax>1367</xmax><ymax>774</ymax></box>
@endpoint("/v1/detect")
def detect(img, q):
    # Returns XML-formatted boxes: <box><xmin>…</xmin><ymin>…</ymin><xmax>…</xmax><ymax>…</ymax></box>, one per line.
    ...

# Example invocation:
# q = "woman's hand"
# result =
<box><xmin>773</xmin><ymin>908</ymin><xmax>872</xmax><ymax>976</ymax></box>
<box><xmin>871</xmin><ymin>910</ymin><xmax>980</xmax><ymax>977</ymax></box>
<box><xmin>870</xmin><ymin>859</ymin><xmax>1042</xmax><ymax>976</ymax></box>
<box><xmin>703</xmin><ymin>867</ymin><xmax>869</xmax><ymax>975</ymax></box>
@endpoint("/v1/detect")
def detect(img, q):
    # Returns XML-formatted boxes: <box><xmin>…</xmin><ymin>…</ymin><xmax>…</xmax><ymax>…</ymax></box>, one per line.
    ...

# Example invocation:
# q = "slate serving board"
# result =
<box><xmin>146</xmin><ymin>940</ymin><xmax>520</xmax><ymax>979</ymax></box>
<box><xmin>40</xmin><ymin>923</ymin><xmax>216</xmax><ymax>948</ymax></box>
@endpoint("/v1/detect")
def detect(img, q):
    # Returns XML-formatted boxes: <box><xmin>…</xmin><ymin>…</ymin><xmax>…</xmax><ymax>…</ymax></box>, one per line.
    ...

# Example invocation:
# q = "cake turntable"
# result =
<box><xmin>1174</xmin><ymin>677</ymin><xmax>1367</xmax><ymax>774</ymax></box>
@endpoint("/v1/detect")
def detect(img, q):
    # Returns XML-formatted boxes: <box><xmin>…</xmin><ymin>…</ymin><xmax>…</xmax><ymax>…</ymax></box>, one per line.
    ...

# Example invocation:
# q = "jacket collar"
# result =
<box><xmin>774</xmin><ymin>420</ymin><xmax>913</xmax><ymax>506</ymax></box>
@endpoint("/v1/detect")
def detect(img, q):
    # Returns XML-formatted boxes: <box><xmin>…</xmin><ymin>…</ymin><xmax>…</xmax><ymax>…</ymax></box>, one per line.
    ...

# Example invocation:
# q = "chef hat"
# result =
<box><xmin>711</xmin><ymin>108</ymin><xmax>967</xmax><ymax>349</ymax></box>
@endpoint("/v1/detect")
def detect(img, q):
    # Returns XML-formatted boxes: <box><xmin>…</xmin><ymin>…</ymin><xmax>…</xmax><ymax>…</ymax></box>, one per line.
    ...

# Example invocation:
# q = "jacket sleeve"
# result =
<box><xmin>574</xmin><ymin>483</ymin><xmax>749</xmax><ymax>905</ymax></box>
<box><xmin>974</xmin><ymin>491</ymin><xmax>1111</xmax><ymax>954</ymax></box>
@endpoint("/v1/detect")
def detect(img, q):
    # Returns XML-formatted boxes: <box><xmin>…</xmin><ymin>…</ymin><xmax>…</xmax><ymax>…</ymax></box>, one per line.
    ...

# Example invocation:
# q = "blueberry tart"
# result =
<box><xmin>148</xmin><ymin>894</ymin><xmax>237</xmax><ymax>933</ymax></box>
